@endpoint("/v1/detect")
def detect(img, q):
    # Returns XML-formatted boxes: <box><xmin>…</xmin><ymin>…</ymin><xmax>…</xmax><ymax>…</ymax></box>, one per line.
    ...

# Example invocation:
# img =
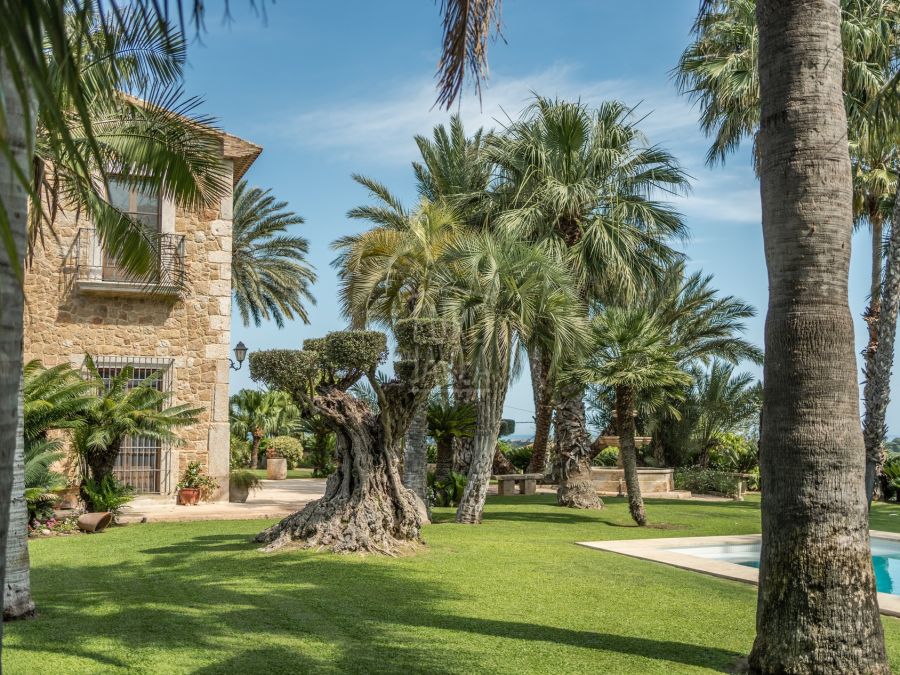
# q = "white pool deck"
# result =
<box><xmin>577</xmin><ymin>530</ymin><xmax>900</xmax><ymax>617</ymax></box>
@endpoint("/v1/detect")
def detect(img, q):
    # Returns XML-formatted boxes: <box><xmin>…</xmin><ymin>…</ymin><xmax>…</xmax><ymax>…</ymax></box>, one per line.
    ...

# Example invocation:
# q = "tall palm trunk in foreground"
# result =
<box><xmin>751</xmin><ymin>1</ymin><xmax>888</xmax><ymax>671</ymax></box>
<box><xmin>0</xmin><ymin>63</ymin><xmax>32</xmax><ymax>654</ymax></box>
<box><xmin>615</xmin><ymin>385</ymin><xmax>645</xmax><ymax>526</ymax></box>
<box><xmin>864</xmin><ymin>189</ymin><xmax>900</xmax><ymax>502</ymax></box>
<box><xmin>4</xmin><ymin>381</ymin><xmax>34</xmax><ymax>620</ymax></box>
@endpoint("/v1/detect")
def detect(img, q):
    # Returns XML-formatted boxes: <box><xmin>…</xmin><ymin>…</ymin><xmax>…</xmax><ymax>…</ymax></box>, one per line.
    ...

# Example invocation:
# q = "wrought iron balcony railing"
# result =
<box><xmin>67</xmin><ymin>228</ymin><xmax>185</xmax><ymax>297</ymax></box>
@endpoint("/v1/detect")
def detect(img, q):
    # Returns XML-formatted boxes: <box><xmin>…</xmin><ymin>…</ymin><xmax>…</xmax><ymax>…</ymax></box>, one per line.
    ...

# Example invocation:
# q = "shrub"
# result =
<box><xmin>426</xmin><ymin>443</ymin><xmax>437</xmax><ymax>464</ymax></box>
<box><xmin>881</xmin><ymin>455</ymin><xmax>900</xmax><ymax>501</ymax></box>
<box><xmin>502</xmin><ymin>443</ymin><xmax>533</xmax><ymax>472</ymax></box>
<box><xmin>81</xmin><ymin>475</ymin><xmax>135</xmax><ymax>517</ymax></box>
<box><xmin>176</xmin><ymin>461</ymin><xmax>219</xmax><ymax>500</ymax></box>
<box><xmin>229</xmin><ymin>469</ymin><xmax>262</xmax><ymax>491</ymax></box>
<box><xmin>264</xmin><ymin>435</ymin><xmax>304</xmax><ymax>468</ymax></box>
<box><xmin>592</xmin><ymin>447</ymin><xmax>619</xmax><ymax>467</ymax></box>
<box><xmin>710</xmin><ymin>433</ymin><xmax>759</xmax><ymax>473</ymax></box>
<box><xmin>25</xmin><ymin>488</ymin><xmax>58</xmax><ymax>522</ymax></box>
<box><xmin>427</xmin><ymin>471</ymin><xmax>467</xmax><ymax>507</ymax></box>
<box><xmin>674</xmin><ymin>466</ymin><xmax>742</xmax><ymax>497</ymax></box>
<box><xmin>231</xmin><ymin>434</ymin><xmax>251</xmax><ymax>468</ymax></box>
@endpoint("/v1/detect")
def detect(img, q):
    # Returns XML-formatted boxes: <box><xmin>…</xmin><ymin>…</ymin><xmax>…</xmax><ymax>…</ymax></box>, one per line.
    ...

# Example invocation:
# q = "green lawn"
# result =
<box><xmin>250</xmin><ymin>467</ymin><xmax>316</xmax><ymax>479</ymax></box>
<box><xmin>7</xmin><ymin>495</ymin><xmax>900</xmax><ymax>674</ymax></box>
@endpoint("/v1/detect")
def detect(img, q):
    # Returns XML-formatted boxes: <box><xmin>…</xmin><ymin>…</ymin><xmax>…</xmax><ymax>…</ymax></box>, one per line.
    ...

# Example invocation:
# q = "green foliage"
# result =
<box><xmin>307</xmin><ymin>433</ymin><xmax>336</xmax><ymax>478</ymax></box>
<box><xmin>394</xmin><ymin>318</ymin><xmax>458</xmax><ymax>351</ymax></box>
<box><xmin>176</xmin><ymin>462</ymin><xmax>219</xmax><ymax>498</ymax></box>
<box><xmin>229</xmin><ymin>469</ymin><xmax>262</xmax><ymax>491</ymax></box>
<box><xmin>674</xmin><ymin>467</ymin><xmax>742</xmax><ymax>497</ymax></box>
<box><xmin>230</xmin><ymin>434</ymin><xmax>251</xmax><ymax>468</ymax></box>
<box><xmin>710</xmin><ymin>433</ymin><xmax>758</xmax><ymax>473</ymax></box>
<box><xmin>80</xmin><ymin>475</ymin><xmax>135</xmax><ymax>516</ymax></box>
<box><xmin>322</xmin><ymin>330</ymin><xmax>388</xmax><ymax>373</ymax></box>
<box><xmin>264</xmin><ymin>435</ymin><xmax>304</xmax><ymax>468</ymax></box>
<box><xmin>74</xmin><ymin>355</ymin><xmax>201</xmax><ymax>483</ymax></box>
<box><xmin>592</xmin><ymin>447</ymin><xmax>620</xmax><ymax>468</ymax></box>
<box><xmin>25</xmin><ymin>488</ymin><xmax>58</xmax><ymax>523</ymax></box>
<box><xmin>232</xmin><ymin>179</ymin><xmax>316</xmax><ymax>328</ymax></box>
<box><xmin>249</xmin><ymin>350</ymin><xmax>321</xmax><ymax>400</ymax></box>
<box><xmin>426</xmin><ymin>444</ymin><xmax>437</xmax><ymax>464</ymax></box>
<box><xmin>427</xmin><ymin>471</ymin><xmax>468</xmax><ymax>507</ymax></box>
<box><xmin>881</xmin><ymin>455</ymin><xmax>900</xmax><ymax>501</ymax></box>
<box><xmin>887</xmin><ymin>438</ymin><xmax>900</xmax><ymax>454</ymax></box>
<box><xmin>427</xmin><ymin>400</ymin><xmax>476</xmax><ymax>442</ymax></box>
<box><xmin>499</xmin><ymin>419</ymin><xmax>515</xmax><ymax>437</ymax></box>
<box><xmin>502</xmin><ymin>444</ymin><xmax>533</xmax><ymax>473</ymax></box>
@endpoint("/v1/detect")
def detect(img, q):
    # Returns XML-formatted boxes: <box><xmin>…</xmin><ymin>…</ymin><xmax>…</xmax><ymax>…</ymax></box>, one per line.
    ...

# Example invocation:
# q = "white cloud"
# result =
<box><xmin>274</xmin><ymin>63</ymin><xmax>701</xmax><ymax>166</ymax></box>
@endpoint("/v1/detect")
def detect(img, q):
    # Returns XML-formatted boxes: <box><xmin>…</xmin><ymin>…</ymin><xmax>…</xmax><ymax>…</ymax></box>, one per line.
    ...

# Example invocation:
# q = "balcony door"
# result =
<box><xmin>103</xmin><ymin>179</ymin><xmax>161</xmax><ymax>282</ymax></box>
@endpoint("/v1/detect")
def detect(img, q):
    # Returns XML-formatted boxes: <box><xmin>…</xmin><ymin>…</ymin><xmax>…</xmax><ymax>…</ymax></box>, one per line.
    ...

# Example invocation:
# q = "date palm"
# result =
<box><xmin>485</xmin><ymin>96</ymin><xmax>689</xmax><ymax>502</ymax></box>
<box><xmin>232</xmin><ymin>180</ymin><xmax>316</xmax><ymax>328</ymax></box>
<box><xmin>582</xmin><ymin>307</ymin><xmax>691</xmax><ymax>525</ymax></box>
<box><xmin>750</xmin><ymin>0</ymin><xmax>889</xmax><ymax>669</ymax></box>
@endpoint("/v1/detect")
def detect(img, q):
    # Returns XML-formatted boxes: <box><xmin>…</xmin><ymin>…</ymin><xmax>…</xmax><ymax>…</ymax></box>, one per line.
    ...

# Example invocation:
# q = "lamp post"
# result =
<box><xmin>229</xmin><ymin>341</ymin><xmax>248</xmax><ymax>371</ymax></box>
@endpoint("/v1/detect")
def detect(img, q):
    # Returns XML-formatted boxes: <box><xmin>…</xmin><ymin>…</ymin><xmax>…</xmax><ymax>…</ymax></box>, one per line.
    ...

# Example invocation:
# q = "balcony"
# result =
<box><xmin>67</xmin><ymin>228</ymin><xmax>185</xmax><ymax>298</ymax></box>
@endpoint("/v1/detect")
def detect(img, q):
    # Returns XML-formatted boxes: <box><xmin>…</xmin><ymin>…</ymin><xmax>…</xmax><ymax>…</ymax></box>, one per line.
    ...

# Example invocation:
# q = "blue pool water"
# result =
<box><xmin>666</xmin><ymin>537</ymin><xmax>900</xmax><ymax>596</ymax></box>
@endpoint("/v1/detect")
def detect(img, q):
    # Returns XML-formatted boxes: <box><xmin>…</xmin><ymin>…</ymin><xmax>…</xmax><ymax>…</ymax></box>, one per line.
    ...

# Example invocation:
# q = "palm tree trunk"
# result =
<box><xmin>4</xmin><ymin>378</ymin><xmax>35</xmax><ymax>620</ymax></box>
<box><xmin>451</xmin><ymin>358</ymin><xmax>477</xmax><ymax>475</ymax></box>
<box><xmin>456</xmin><ymin>367</ymin><xmax>509</xmax><ymax>524</ymax></box>
<box><xmin>250</xmin><ymin>434</ymin><xmax>262</xmax><ymax>469</ymax></box>
<box><xmin>555</xmin><ymin>384</ymin><xmax>603</xmax><ymax>509</ymax></box>
<box><xmin>616</xmin><ymin>386</ymin><xmax>645</xmax><ymax>526</ymax></box>
<box><xmin>0</xmin><ymin>61</ymin><xmax>32</xmax><ymax>648</ymax></box>
<box><xmin>401</xmin><ymin>404</ymin><xmax>429</xmax><ymax>518</ymax></box>
<box><xmin>751</xmin><ymin>1</ymin><xmax>889</xmax><ymax>671</ymax></box>
<box><xmin>526</xmin><ymin>347</ymin><xmax>553</xmax><ymax>474</ymax></box>
<box><xmin>864</xmin><ymin>204</ymin><xmax>900</xmax><ymax>503</ymax></box>
<box><xmin>434</xmin><ymin>436</ymin><xmax>455</xmax><ymax>483</ymax></box>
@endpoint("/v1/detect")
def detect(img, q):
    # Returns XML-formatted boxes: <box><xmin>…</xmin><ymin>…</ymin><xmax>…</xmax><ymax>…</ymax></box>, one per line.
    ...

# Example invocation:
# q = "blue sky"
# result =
<box><xmin>182</xmin><ymin>0</ymin><xmax>894</xmax><ymax>436</ymax></box>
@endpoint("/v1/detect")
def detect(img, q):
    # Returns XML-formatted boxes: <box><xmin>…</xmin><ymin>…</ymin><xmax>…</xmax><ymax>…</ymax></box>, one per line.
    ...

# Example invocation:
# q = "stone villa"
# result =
<box><xmin>24</xmin><ymin>127</ymin><xmax>261</xmax><ymax>501</ymax></box>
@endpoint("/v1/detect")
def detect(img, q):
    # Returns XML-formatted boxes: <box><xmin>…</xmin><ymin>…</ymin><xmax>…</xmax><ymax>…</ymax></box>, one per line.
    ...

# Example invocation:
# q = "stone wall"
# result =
<box><xmin>23</xmin><ymin>168</ymin><xmax>236</xmax><ymax>501</ymax></box>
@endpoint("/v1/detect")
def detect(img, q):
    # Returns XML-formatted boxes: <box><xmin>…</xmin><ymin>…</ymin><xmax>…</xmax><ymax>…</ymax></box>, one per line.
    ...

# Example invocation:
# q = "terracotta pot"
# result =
<box><xmin>77</xmin><ymin>512</ymin><xmax>112</xmax><ymax>533</ymax></box>
<box><xmin>229</xmin><ymin>484</ymin><xmax>250</xmax><ymax>503</ymax></box>
<box><xmin>177</xmin><ymin>487</ymin><xmax>201</xmax><ymax>505</ymax></box>
<box><xmin>266</xmin><ymin>458</ymin><xmax>287</xmax><ymax>480</ymax></box>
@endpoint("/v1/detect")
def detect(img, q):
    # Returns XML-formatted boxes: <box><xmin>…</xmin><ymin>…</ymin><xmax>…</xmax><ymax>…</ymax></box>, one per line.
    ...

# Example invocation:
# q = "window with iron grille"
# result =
<box><xmin>88</xmin><ymin>356</ymin><xmax>174</xmax><ymax>494</ymax></box>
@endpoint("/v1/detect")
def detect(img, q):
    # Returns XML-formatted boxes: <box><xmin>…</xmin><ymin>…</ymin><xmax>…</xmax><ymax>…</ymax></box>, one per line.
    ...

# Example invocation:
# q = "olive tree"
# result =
<box><xmin>249</xmin><ymin>319</ymin><xmax>457</xmax><ymax>554</ymax></box>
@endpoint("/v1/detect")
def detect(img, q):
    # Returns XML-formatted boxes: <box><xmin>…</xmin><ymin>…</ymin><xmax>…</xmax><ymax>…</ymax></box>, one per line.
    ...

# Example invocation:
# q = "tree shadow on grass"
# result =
<box><xmin>7</xmin><ymin>528</ymin><xmax>745</xmax><ymax>673</ymax></box>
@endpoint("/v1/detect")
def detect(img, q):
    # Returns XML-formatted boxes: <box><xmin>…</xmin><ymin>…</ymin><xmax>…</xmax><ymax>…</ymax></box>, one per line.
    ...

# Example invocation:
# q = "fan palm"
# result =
<box><xmin>675</xmin><ymin>0</ymin><xmax>900</xmax><ymax>486</ymax></box>
<box><xmin>229</xmin><ymin>389</ymin><xmax>296</xmax><ymax>469</ymax></box>
<box><xmin>442</xmin><ymin>233</ymin><xmax>588</xmax><ymax>523</ymax></box>
<box><xmin>74</xmin><ymin>355</ymin><xmax>201</xmax><ymax>492</ymax></box>
<box><xmin>485</xmin><ymin>96</ymin><xmax>690</xmax><ymax>499</ymax></box>
<box><xmin>232</xmin><ymin>180</ymin><xmax>316</xmax><ymax>328</ymax></box>
<box><xmin>583</xmin><ymin>307</ymin><xmax>691</xmax><ymax>525</ymax></box>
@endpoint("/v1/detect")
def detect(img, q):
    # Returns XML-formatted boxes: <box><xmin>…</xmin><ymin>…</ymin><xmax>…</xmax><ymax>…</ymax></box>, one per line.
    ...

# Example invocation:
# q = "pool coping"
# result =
<box><xmin>577</xmin><ymin>530</ymin><xmax>900</xmax><ymax>617</ymax></box>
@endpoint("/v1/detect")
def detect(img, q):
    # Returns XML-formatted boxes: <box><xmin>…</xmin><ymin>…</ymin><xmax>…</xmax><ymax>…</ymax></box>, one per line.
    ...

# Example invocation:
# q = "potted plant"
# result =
<box><xmin>77</xmin><ymin>475</ymin><xmax>135</xmax><ymax>531</ymax></box>
<box><xmin>265</xmin><ymin>446</ymin><xmax>288</xmax><ymax>480</ymax></box>
<box><xmin>176</xmin><ymin>462</ymin><xmax>219</xmax><ymax>505</ymax></box>
<box><xmin>229</xmin><ymin>469</ymin><xmax>262</xmax><ymax>503</ymax></box>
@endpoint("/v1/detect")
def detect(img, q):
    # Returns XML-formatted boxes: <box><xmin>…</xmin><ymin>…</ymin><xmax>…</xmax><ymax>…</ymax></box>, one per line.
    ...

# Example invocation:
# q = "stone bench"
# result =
<box><xmin>495</xmin><ymin>473</ymin><xmax>543</xmax><ymax>496</ymax></box>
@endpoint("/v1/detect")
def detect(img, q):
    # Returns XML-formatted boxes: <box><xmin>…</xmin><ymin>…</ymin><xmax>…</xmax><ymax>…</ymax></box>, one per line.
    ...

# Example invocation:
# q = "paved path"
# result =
<box><xmin>120</xmin><ymin>478</ymin><xmax>327</xmax><ymax>523</ymax></box>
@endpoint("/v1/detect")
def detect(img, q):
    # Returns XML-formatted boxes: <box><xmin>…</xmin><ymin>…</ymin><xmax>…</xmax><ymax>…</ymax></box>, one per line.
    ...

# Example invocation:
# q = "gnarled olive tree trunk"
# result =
<box><xmin>4</xmin><ymin>380</ymin><xmax>35</xmax><ymax>621</ymax></box>
<box><xmin>555</xmin><ymin>384</ymin><xmax>602</xmax><ymax>510</ymax></box>
<box><xmin>256</xmin><ymin>390</ymin><xmax>425</xmax><ymax>554</ymax></box>
<box><xmin>751</xmin><ymin>1</ymin><xmax>889</xmax><ymax>671</ymax></box>
<box><xmin>616</xmin><ymin>386</ymin><xmax>645</xmax><ymax>526</ymax></box>
<box><xmin>456</xmin><ymin>365</ymin><xmax>509</xmax><ymax>524</ymax></box>
<box><xmin>526</xmin><ymin>347</ymin><xmax>553</xmax><ymax>475</ymax></box>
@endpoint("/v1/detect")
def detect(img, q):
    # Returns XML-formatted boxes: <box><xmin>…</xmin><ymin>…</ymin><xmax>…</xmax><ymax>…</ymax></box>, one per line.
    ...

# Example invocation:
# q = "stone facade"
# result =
<box><xmin>23</xmin><ymin>132</ymin><xmax>260</xmax><ymax>501</ymax></box>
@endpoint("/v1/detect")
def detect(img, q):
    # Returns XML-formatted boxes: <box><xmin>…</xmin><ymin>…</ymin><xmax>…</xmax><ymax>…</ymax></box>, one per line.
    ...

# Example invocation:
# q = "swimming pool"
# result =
<box><xmin>666</xmin><ymin>536</ymin><xmax>900</xmax><ymax>596</ymax></box>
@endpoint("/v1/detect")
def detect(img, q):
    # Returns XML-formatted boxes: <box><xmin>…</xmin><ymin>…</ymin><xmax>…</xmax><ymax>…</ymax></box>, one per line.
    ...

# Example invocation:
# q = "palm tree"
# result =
<box><xmin>232</xmin><ymin>180</ymin><xmax>316</xmax><ymax>328</ymax></box>
<box><xmin>685</xmin><ymin>361</ymin><xmax>761</xmax><ymax>467</ymax></box>
<box><xmin>583</xmin><ymin>307</ymin><xmax>691</xmax><ymax>525</ymax></box>
<box><xmin>443</xmin><ymin>233</ymin><xmax>588</xmax><ymax>523</ymax></box>
<box><xmin>749</xmin><ymin>0</ymin><xmax>889</xmax><ymax>670</ymax></box>
<box><xmin>485</xmin><ymin>96</ymin><xmax>689</xmax><ymax>504</ymax></box>
<box><xmin>229</xmin><ymin>389</ymin><xmax>295</xmax><ymax>469</ymax></box>
<box><xmin>427</xmin><ymin>398</ymin><xmax>477</xmax><ymax>483</ymax></box>
<box><xmin>675</xmin><ymin>0</ymin><xmax>900</xmax><ymax>489</ymax></box>
<box><xmin>334</xmin><ymin>176</ymin><xmax>464</xmax><ymax>506</ymax></box>
<box><xmin>74</xmin><ymin>356</ymin><xmax>200</xmax><ymax>498</ymax></box>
